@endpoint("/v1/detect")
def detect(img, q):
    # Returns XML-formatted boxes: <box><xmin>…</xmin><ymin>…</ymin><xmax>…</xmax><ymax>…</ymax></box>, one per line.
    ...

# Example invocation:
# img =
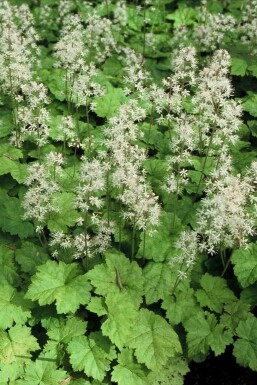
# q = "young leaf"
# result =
<box><xmin>26</xmin><ymin>261</ymin><xmax>91</xmax><ymax>314</ymax></box>
<box><xmin>184</xmin><ymin>311</ymin><xmax>233</xmax><ymax>359</ymax></box>
<box><xmin>67</xmin><ymin>332</ymin><xmax>115</xmax><ymax>381</ymax></box>
<box><xmin>233</xmin><ymin>317</ymin><xmax>257</xmax><ymax>371</ymax></box>
<box><xmin>0</xmin><ymin>325</ymin><xmax>39</xmax><ymax>364</ymax></box>
<box><xmin>195</xmin><ymin>273</ymin><xmax>236</xmax><ymax>313</ymax></box>
<box><xmin>111</xmin><ymin>349</ymin><xmax>148</xmax><ymax>385</ymax></box>
<box><xmin>101</xmin><ymin>292</ymin><xmax>138</xmax><ymax>350</ymax></box>
<box><xmin>126</xmin><ymin>309</ymin><xmax>181</xmax><ymax>370</ymax></box>
<box><xmin>231</xmin><ymin>244</ymin><xmax>257</xmax><ymax>288</ymax></box>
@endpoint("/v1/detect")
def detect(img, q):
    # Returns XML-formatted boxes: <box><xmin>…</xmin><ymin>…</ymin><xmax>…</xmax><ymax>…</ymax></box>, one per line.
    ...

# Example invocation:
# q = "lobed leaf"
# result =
<box><xmin>26</xmin><ymin>260</ymin><xmax>91</xmax><ymax>314</ymax></box>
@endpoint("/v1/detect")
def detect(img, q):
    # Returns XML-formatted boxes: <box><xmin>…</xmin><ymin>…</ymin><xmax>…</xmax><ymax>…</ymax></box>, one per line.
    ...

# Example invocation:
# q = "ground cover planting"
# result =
<box><xmin>0</xmin><ymin>0</ymin><xmax>257</xmax><ymax>384</ymax></box>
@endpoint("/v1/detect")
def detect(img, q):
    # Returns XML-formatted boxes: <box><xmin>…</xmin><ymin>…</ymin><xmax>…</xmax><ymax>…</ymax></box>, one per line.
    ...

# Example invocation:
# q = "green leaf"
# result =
<box><xmin>111</xmin><ymin>349</ymin><xmax>148</xmax><ymax>385</ymax></box>
<box><xmin>166</xmin><ymin>4</ymin><xmax>197</xmax><ymax>27</ymax></box>
<box><xmin>18</xmin><ymin>360</ymin><xmax>67</xmax><ymax>385</ymax></box>
<box><xmin>143</xmin><ymin>262</ymin><xmax>175</xmax><ymax>304</ymax></box>
<box><xmin>231</xmin><ymin>244</ymin><xmax>257</xmax><ymax>288</ymax></box>
<box><xmin>0</xmin><ymin>325</ymin><xmax>39</xmax><ymax>364</ymax></box>
<box><xmin>195</xmin><ymin>273</ymin><xmax>236</xmax><ymax>313</ymax></box>
<box><xmin>87</xmin><ymin>296</ymin><xmax>107</xmax><ymax>316</ymax></box>
<box><xmin>0</xmin><ymin>245</ymin><xmax>19</xmax><ymax>286</ymax></box>
<box><xmin>0</xmin><ymin>193</ymin><xmax>34</xmax><ymax>238</ymax></box>
<box><xmin>45</xmin><ymin>316</ymin><xmax>87</xmax><ymax>344</ymax></box>
<box><xmin>137</xmin><ymin>212</ymin><xmax>183</xmax><ymax>262</ymax></box>
<box><xmin>220</xmin><ymin>301</ymin><xmax>253</xmax><ymax>334</ymax></box>
<box><xmin>0</xmin><ymin>284</ymin><xmax>31</xmax><ymax>329</ymax></box>
<box><xmin>147</xmin><ymin>357</ymin><xmax>189</xmax><ymax>385</ymax></box>
<box><xmin>231</xmin><ymin>57</ymin><xmax>248</xmax><ymax>76</ymax></box>
<box><xmin>0</xmin><ymin>112</ymin><xmax>13</xmax><ymax>139</ymax></box>
<box><xmin>0</xmin><ymin>362</ymin><xmax>24</xmax><ymax>384</ymax></box>
<box><xmin>94</xmin><ymin>85</ymin><xmax>126</xmax><ymax>118</ymax></box>
<box><xmin>101</xmin><ymin>292</ymin><xmax>138</xmax><ymax>350</ymax></box>
<box><xmin>241</xmin><ymin>283</ymin><xmax>257</xmax><ymax>307</ymax></box>
<box><xmin>233</xmin><ymin>317</ymin><xmax>257</xmax><ymax>371</ymax></box>
<box><xmin>15</xmin><ymin>241</ymin><xmax>49</xmax><ymax>275</ymax></box>
<box><xmin>248</xmin><ymin>64</ymin><xmax>257</xmax><ymax>77</ymax></box>
<box><xmin>26</xmin><ymin>261</ymin><xmax>91</xmax><ymax>314</ymax></box>
<box><xmin>127</xmin><ymin>309</ymin><xmax>181</xmax><ymax>370</ymax></box>
<box><xmin>162</xmin><ymin>287</ymin><xmax>200</xmax><ymax>326</ymax></box>
<box><xmin>47</xmin><ymin>192</ymin><xmax>79</xmax><ymax>232</ymax></box>
<box><xmin>67</xmin><ymin>332</ymin><xmax>115</xmax><ymax>381</ymax></box>
<box><xmin>87</xmin><ymin>249</ymin><xmax>143</xmax><ymax>308</ymax></box>
<box><xmin>0</xmin><ymin>157</ymin><xmax>27</xmax><ymax>183</ymax></box>
<box><xmin>243</xmin><ymin>93</ymin><xmax>257</xmax><ymax>117</ymax></box>
<box><xmin>184</xmin><ymin>311</ymin><xmax>233</xmax><ymax>358</ymax></box>
<box><xmin>46</xmin><ymin>68</ymin><xmax>66</xmax><ymax>101</ymax></box>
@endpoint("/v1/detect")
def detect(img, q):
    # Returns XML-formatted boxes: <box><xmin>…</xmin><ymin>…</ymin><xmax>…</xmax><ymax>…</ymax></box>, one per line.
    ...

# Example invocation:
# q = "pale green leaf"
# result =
<box><xmin>166</xmin><ymin>4</ymin><xmax>197</xmax><ymax>27</ymax></box>
<box><xmin>45</xmin><ymin>316</ymin><xmax>87</xmax><ymax>344</ymax></box>
<box><xmin>87</xmin><ymin>249</ymin><xmax>143</xmax><ymax>308</ymax></box>
<box><xmin>111</xmin><ymin>349</ymin><xmax>148</xmax><ymax>385</ymax></box>
<box><xmin>147</xmin><ymin>357</ymin><xmax>189</xmax><ymax>385</ymax></box>
<box><xmin>26</xmin><ymin>261</ymin><xmax>91</xmax><ymax>314</ymax></box>
<box><xmin>18</xmin><ymin>360</ymin><xmax>67</xmax><ymax>385</ymax></box>
<box><xmin>67</xmin><ymin>332</ymin><xmax>115</xmax><ymax>381</ymax></box>
<box><xmin>0</xmin><ymin>325</ymin><xmax>39</xmax><ymax>364</ymax></box>
<box><xmin>143</xmin><ymin>262</ymin><xmax>175</xmax><ymax>305</ymax></box>
<box><xmin>47</xmin><ymin>192</ymin><xmax>79</xmax><ymax>232</ymax></box>
<box><xmin>231</xmin><ymin>57</ymin><xmax>248</xmax><ymax>76</ymax></box>
<box><xmin>101</xmin><ymin>292</ymin><xmax>137</xmax><ymax>350</ymax></box>
<box><xmin>137</xmin><ymin>212</ymin><xmax>183</xmax><ymax>262</ymax></box>
<box><xmin>127</xmin><ymin>309</ymin><xmax>181</xmax><ymax>370</ymax></box>
<box><xmin>0</xmin><ymin>362</ymin><xmax>24</xmax><ymax>384</ymax></box>
<box><xmin>0</xmin><ymin>284</ymin><xmax>31</xmax><ymax>329</ymax></box>
<box><xmin>95</xmin><ymin>85</ymin><xmax>126</xmax><ymax>118</ymax></box>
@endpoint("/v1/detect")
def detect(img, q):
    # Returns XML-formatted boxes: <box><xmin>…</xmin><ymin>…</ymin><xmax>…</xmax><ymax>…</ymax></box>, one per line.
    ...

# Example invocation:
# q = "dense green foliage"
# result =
<box><xmin>0</xmin><ymin>0</ymin><xmax>257</xmax><ymax>384</ymax></box>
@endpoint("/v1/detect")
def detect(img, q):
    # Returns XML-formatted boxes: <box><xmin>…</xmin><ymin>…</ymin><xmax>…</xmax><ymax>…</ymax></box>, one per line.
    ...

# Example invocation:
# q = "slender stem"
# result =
<box><xmin>131</xmin><ymin>217</ymin><xmax>136</xmax><ymax>261</ymax></box>
<box><xmin>195</xmin><ymin>132</ymin><xmax>214</xmax><ymax>197</ymax></box>
<box><xmin>106</xmin><ymin>169</ymin><xmax>110</xmax><ymax>227</ymax></box>
<box><xmin>221</xmin><ymin>254</ymin><xmax>232</xmax><ymax>277</ymax></box>
<box><xmin>142</xmin><ymin>230</ymin><xmax>146</xmax><ymax>264</ymax></box>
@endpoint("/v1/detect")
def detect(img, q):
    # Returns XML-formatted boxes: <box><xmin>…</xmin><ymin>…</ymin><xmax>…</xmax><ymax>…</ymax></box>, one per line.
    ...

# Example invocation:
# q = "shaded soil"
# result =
<box><xmin>184</xmin><ymin>348</ymin><xmax>257</xmax><ymax>385</ymax></box>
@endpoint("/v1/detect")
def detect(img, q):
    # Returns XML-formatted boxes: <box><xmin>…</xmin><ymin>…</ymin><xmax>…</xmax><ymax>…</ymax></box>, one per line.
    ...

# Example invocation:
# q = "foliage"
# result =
<box><xmin>0</xmin><ymin>0</ymin><xmax>256</xmax><ymax>383</ymax></box>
